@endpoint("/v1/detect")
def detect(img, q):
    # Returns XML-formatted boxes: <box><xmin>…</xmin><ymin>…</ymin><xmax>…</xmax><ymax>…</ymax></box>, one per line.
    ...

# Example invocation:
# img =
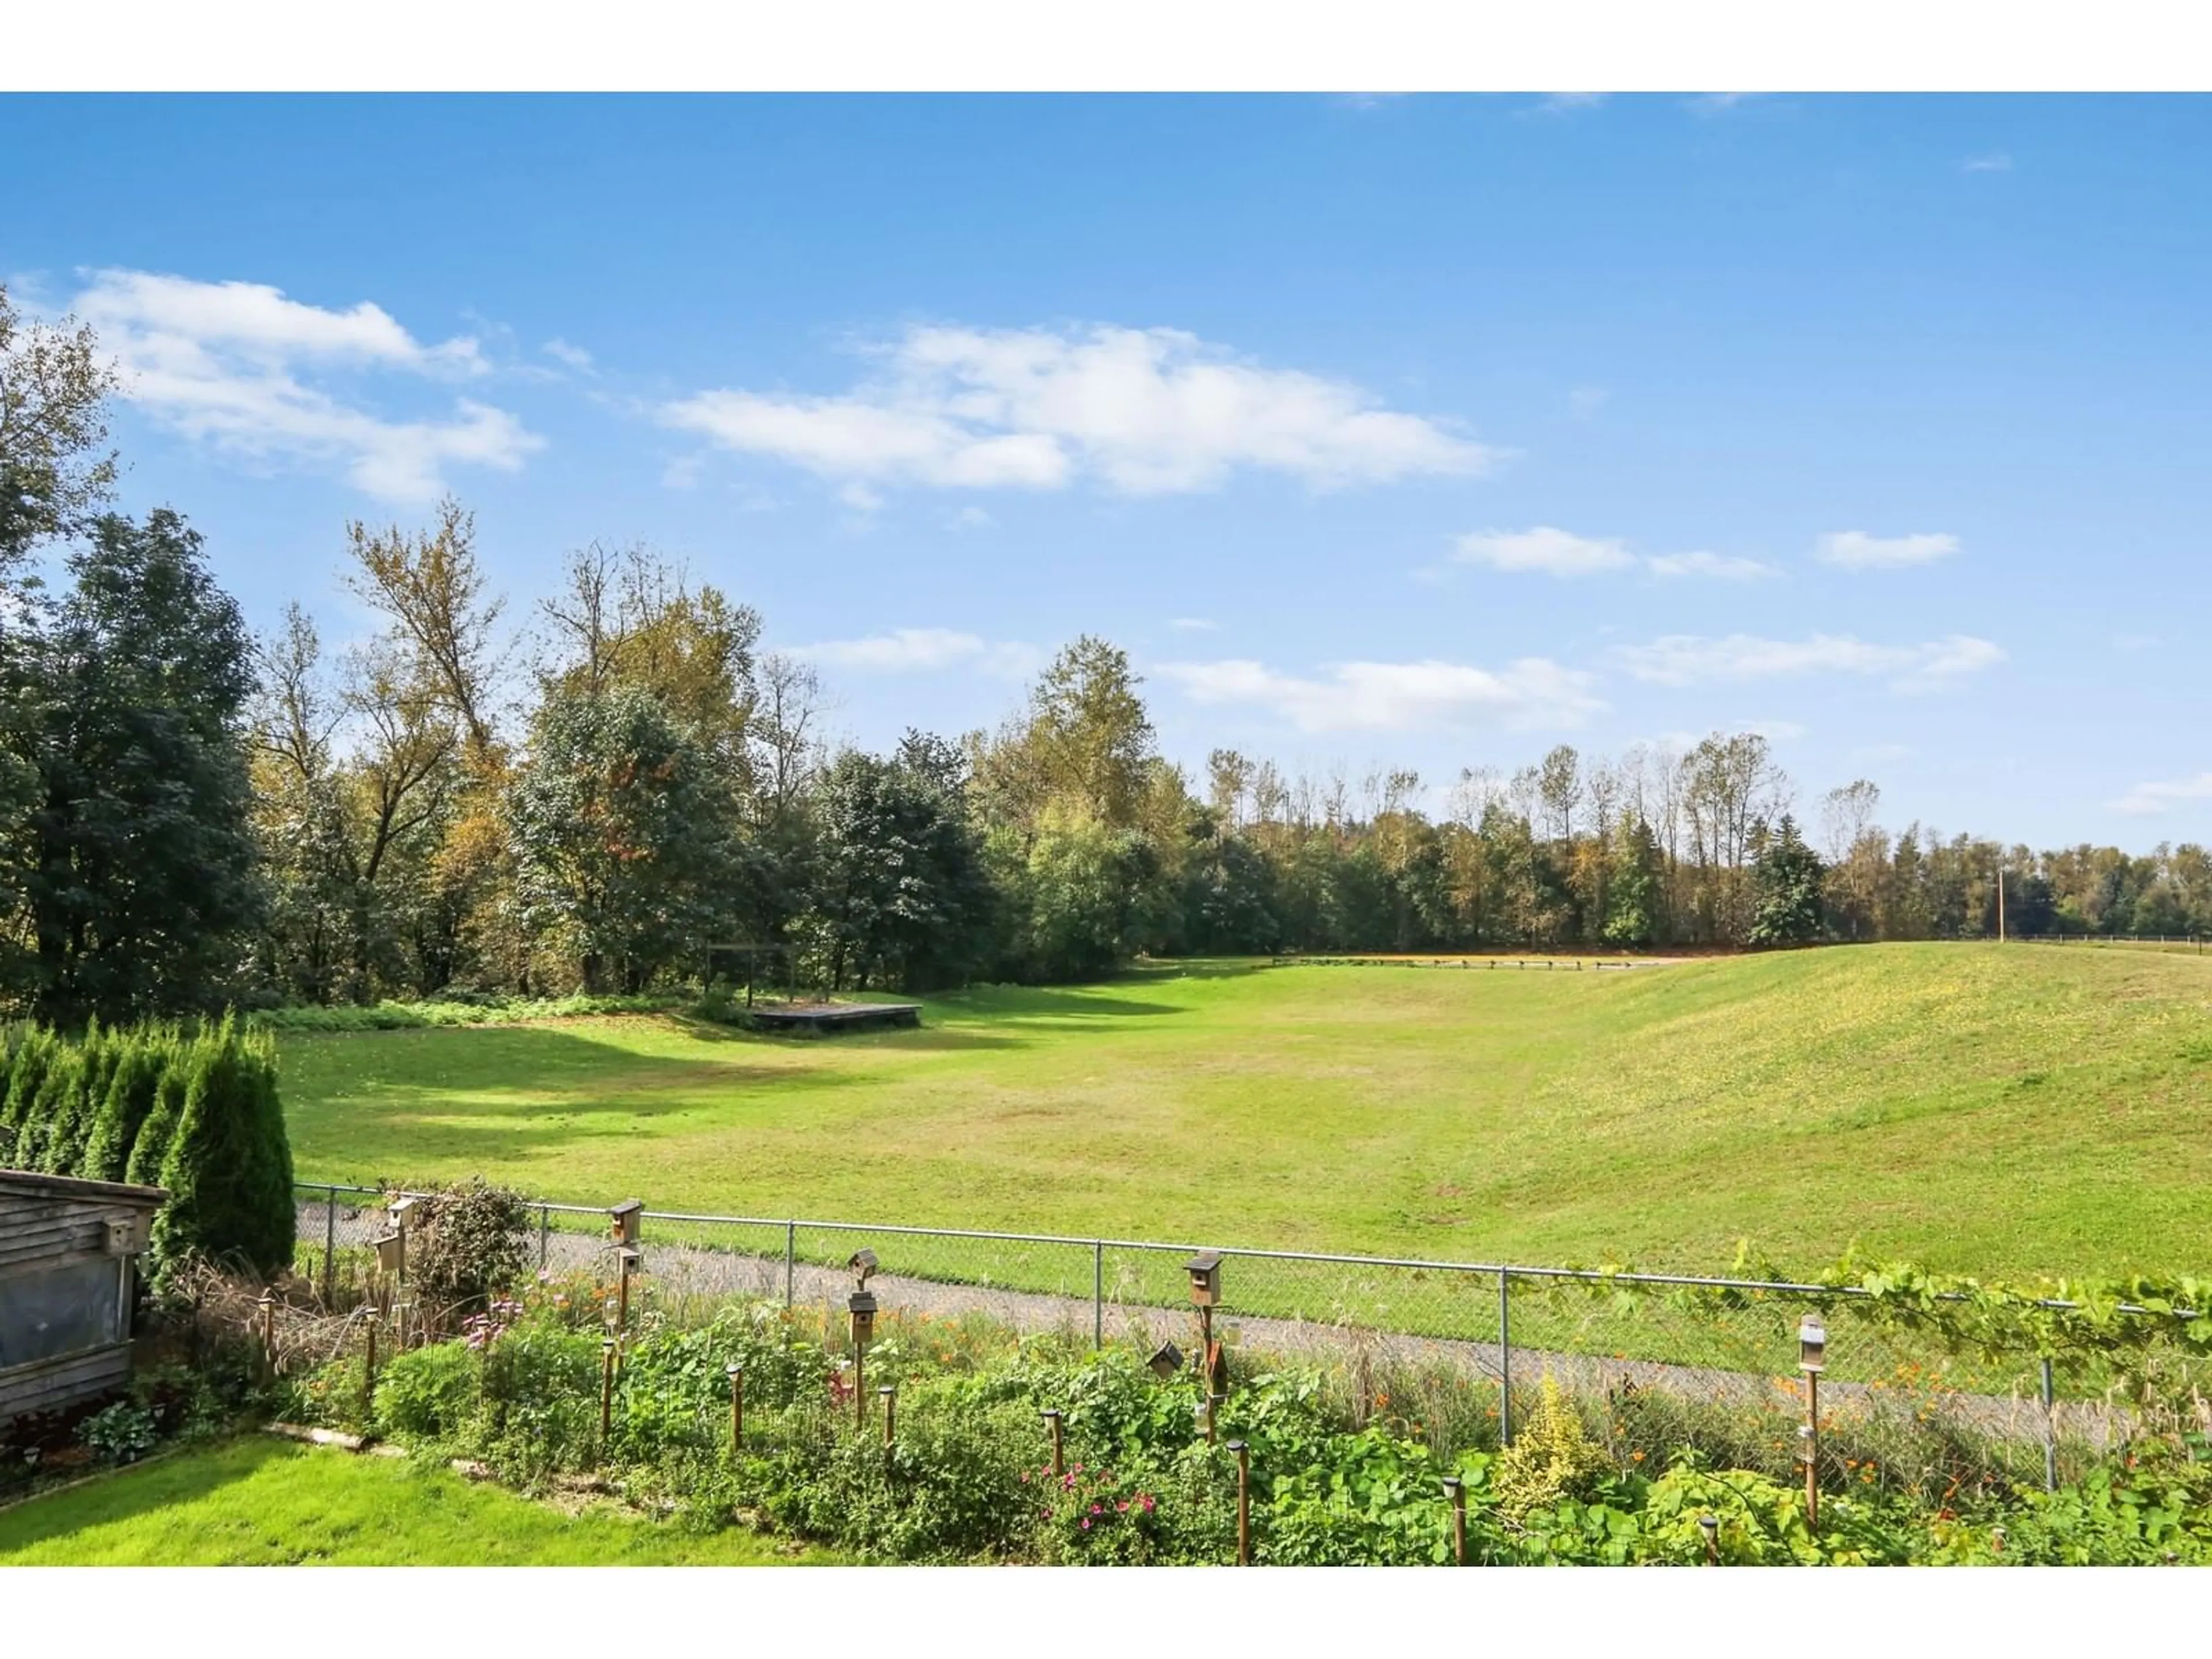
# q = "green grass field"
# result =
<box><xmin>0</xmin><ymin>1438</ymin><xmax>832</xmax><ymax>1565</ymax></box>
<box><xmin>278</xmin><ymin>944</ymin><xmax>2212</xmax><ymax>1279</ymax></box>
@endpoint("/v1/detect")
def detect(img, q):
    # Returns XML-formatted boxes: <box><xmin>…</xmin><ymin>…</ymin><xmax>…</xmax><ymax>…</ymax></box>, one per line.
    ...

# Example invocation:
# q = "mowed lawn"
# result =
<box><xmin>0</xmin><ymin>1438</ymin><xmax>832</xmax><ymax>1565</ymax></box>
<box><xmin>279</xmin><ymin>945</ymin><xmax>2212</xmax><ymax>1278</ymax></box>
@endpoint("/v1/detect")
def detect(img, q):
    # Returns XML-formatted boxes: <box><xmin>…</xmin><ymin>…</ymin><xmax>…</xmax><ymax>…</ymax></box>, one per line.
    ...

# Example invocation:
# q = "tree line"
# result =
<box><xmin>3</xmin><ymin>282</ymin><xmax>2207</xmax><ymax>1028</ymax></box>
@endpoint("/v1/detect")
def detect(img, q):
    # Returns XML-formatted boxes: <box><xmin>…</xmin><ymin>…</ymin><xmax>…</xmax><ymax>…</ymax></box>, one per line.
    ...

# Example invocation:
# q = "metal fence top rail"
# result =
<box><xmin>298</xmin><ymin>1180</ymin><xmax>2198</xmax><ymax>1321</ymax></box>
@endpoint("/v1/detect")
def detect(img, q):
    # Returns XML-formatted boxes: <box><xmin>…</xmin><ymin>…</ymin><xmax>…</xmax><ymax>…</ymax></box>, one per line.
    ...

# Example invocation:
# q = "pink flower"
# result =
<box><xmin>1081</xmin><ymin>1518</ymin><xmax>1092</xmax><ymax>1531</ymax></box>
<box><xmin>1090</xmin><ymin>1504</ymin><xmax>1103</xmax><ymax>1515</ymax></box>
<box><xmin>1116</xmin><ymin>1501</ymin><xmax>1129</xmax><ymax>1513</ymax></box>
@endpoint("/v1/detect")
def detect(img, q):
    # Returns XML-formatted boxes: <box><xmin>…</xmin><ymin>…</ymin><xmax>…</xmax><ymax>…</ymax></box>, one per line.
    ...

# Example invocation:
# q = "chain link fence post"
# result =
<box><xmin>1093</xmin><ymin>1240</ymin><xmax>1104</xmax><ymax>1350</ymax></box>
<box><xmin>322</xmin><ymin>1185</ymin><xmax>338</xmax><ymax>1306</ymax></box>
<box><xmin>2042</xmin><ymin>1357</ymin><xmax>2058</xmax><ymax>1493</ymax></box>
<box><xmin>538</xmin><ymin>1203</ymin><xmax>550</xmax><ymax>1271</ymax></box>
<box><xmin>1498</xmin><ymin>1267</ymin><xmax>1513</xmax><ymax>1446</ymax></box>
<box><xmin>785</xmin><ymin>1220</ymin><xmax>796</xmax><ymax>1308</ymax></box>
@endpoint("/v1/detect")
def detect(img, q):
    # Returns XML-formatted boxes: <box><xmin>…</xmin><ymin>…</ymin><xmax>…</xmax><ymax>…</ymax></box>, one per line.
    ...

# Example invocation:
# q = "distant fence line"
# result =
<box><xmin>1270</xmin><ymin>937</ymin><xmax>2205</xmax><ymax>968</ymax></box>
<box><xmin>1268</xmin><ymin>955</ymin><xmax>1658</xmax><ymax>971</ymax></box>
<box><xmin>293</xmin><ymin>1181</ymin><xmax>2209</xmax><ymax>1495</ymax></box>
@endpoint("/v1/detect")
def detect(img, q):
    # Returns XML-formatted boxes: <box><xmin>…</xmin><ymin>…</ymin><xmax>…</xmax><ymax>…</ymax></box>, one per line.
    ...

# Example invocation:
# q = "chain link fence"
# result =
<box><xmin>293</xmin><ymin>1181</ymin><xmax>2200</xmax><ymax>1500</ymax></box>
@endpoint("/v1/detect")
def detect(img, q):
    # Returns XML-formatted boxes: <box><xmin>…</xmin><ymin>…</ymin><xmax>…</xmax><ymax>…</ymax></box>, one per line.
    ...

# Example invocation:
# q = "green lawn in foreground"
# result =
<box><xmin>0</xmin><ymin>1438</ymin><xmax>831</xmax><ymax>1565</ymax></box>
<box><xmin>278</xmin><ymin>944</ymin><xmax>2212</xmax><ymax>1278</ymax></box>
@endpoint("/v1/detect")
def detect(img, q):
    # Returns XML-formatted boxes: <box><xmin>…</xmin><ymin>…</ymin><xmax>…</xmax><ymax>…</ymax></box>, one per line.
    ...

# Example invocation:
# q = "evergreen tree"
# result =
<box><xmin>80</xmin><ymin>1029</ymin><xmax>168</xmax><ymax>1183</ymax></box>
<box><xmin>152</xmin><ymin>1019</ymin><xmax>292</xmax><ymax>1277</ymax></box>
<box><xmin>32</xmin><ymin>1046</ymin><xmax>93</xmax><ymax>1174</ymax></box>
<box><xmin>0</xmin><ymin>1026</ymin><xmax>55</xmax><ymax>1166</ymax></box>
<box><xmin>5</xmin><ymin>509</ymin><xmax>263</xmax><ymax>1025</ymax></box>
<box><xmin>1749</xmin><ymin>815</ymin><xmax>1827</xmax><ymax>946</ymax></box>
<box><xmin>1603</xmin><ymin>817</ymin><xmax>1664</xmax><ymax>948</ymax></box>
<box><xmin>123</xmin><ymin>1041</ymin><xmax>190</xmax><ymax>1188</ymax></box>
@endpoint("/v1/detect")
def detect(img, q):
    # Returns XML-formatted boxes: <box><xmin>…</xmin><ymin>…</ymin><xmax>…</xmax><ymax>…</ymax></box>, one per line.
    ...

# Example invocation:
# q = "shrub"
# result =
<box><xmin>0</xmin><ymin>1027</ymin><xmax>57</xmax><ymax>1168</ymax></box>
<box><xmin>1494</xmin><ymin>1375</ymin><xmax>1612</xmax><ymax>1522</ymax></box>
<box><xmin>373</xmin><ymin>1342</ymin><xmax>483</xmax><ymax>1444</ymax></box>
<box><xmin>401</xmin><ymin>1179</ymin><xmax>530</xmax><ymax>1325</ymax></box>
<box><xmin>39</xmin><ymin>1037</ymin><xmax>117</xmax><ymax>1176</ymax></box>
<box><xmin>17</xmin><ymin>1046</ymin><xmax>85</xmax><ymax>1173</ymax></box>
<box><xmin>124</xmin><ymin>1045</ymin><xmax>188</xmax><ymax>1187</ymax></box>
<box><xmin>79</xmin><ymin>1032</ymin><xmax>169</xmax><ymax>1184</ymax></box>
<box><xmin>78</xmin><ymin>1400</ymin><xmax>158</xmax><ymax>1465</ymax></box>
<box><xmin>471</xmin><ymin>1315</ymin><xmax>607</xmax><ymax>1484</ymax></box>
<box><xmin>151</xmin><ymin>1019</ymin><xmax>293</xmax><ymax>1278</ymax></box>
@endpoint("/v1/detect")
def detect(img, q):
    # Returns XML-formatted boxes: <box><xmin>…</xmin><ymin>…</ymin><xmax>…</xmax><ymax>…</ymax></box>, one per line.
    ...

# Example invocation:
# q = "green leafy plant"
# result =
<box><xmin>78</xmin><ymin>1401</ymin><xmax>158</xmax><ymax>1465</ymax></box>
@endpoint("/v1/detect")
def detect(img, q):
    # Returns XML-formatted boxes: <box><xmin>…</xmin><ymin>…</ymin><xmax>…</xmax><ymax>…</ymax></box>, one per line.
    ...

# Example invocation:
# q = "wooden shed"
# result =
<box><xmin>0</xmin><ymin>1169</ymin><xmax>164</xmax><ymax>1426</ymax></box>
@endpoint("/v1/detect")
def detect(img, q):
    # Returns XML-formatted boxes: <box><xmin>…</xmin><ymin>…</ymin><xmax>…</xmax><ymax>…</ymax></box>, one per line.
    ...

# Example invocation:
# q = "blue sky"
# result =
<box><xmin>5</xmin><ymin>93</ymin><xmax>2207</xmax><ymax>847</ymax></box>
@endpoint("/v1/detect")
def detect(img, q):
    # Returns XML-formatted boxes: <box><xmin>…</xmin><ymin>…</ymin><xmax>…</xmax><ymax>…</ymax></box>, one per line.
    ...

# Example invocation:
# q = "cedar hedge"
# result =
<box><xmin>0</xmin><ymin>1016</ymin><xmax>292</xmax><ymax>1281</ymax></box>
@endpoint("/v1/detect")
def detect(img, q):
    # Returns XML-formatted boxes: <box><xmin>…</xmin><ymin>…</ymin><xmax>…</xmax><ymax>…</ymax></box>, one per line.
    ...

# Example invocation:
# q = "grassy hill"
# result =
<box><xmin>277</xmin><ymin>944</ymin><xmax>2212</xmax><ymax>1278</ymax></box>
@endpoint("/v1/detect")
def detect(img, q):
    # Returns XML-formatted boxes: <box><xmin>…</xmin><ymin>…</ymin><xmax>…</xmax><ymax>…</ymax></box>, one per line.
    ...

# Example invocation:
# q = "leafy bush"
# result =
<box><xmin>372</xmin><ymin>1342</ymin><xmax>483</xmax><ymax>1444</ymax></box>
<box><xmin>78</xmin><ymin>1400</ymin><xmax>158</xmax><ymax>1464</ymax></box>
<box><xmin>472</xmin><ymin>1316</ymin><xmax>608</xmax><ymax>1483</ymax></box>
<box><xmin>401</xmin><ymin>1178</ymin><xmax>530</xmax><ymax>1324</ymax></box>
<box><xmin>251</xmin><ymin>993</ymin><xmax>688</xmax><ymax>1033</ymax></box>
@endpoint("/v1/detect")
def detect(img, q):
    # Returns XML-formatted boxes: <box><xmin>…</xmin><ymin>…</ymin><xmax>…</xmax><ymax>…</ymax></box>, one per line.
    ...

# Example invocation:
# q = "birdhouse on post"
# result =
<box><xmin>609</xmin><ymin>1200</ymin><xmax>643</xmax><ymax>1245</ymax></box>
<box><xmin>848</xmin><ymin>1289</ymin><xmax>878</xmax><ymax>1348</ymax></box>
<box><xmin>1187</xmin><ymin>1250</ymin><xmax>1224</xmax><ymax>1308</ymax></box>
<box><xmin>102</xmin><ymin>1214</ymin><xmax>147</xmax><ymax>1258</ymax></box>
<box><xmin>372</xmin><ymin>1228</ymin><xmax>405</xmax><ymax>1277</ymax></box>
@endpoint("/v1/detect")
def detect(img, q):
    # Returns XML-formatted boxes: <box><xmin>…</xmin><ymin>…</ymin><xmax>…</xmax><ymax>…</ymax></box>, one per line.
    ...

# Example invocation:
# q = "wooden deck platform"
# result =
<box><xmin>748</xmin><ymin>1001</ymin><xmax>923</xmax><ymax>1036</ymax></box>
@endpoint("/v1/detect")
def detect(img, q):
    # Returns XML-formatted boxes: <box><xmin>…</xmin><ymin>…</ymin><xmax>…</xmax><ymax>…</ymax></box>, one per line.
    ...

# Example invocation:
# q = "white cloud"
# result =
<box><xmin>660</xmin><ymin>323</ymin><xmax>1496</xmax><ymax>498</ymax></box>
<box><xmin>1159</xmin><ymin>656</ymin><xmax>1603</xmax><ymax>735</ymax></box>
<box><xmin>1455</xmin><ymin>525</ymin><xmax>1634</xmax><ymax>577</ymax></box>
<box><xmin>1536</xmin><ymin>92</ymin><xmax>1608</xmax><ymax>113</ymax></box>
<box><xmin>1660</xmin><ymin>718</ymin><xmax>1808</xmax><ymax>748</ymax></box>
<box><xmin>1454</xmin><ymin>528</ymin><xmax>1777</xmax><ymax>581</ymax></box>
<box><xmin>2109</xmin><ymin>772</ymin><xmax>2212</xmax><ymax>817</ymax></box>
<box><xmin>789</xmin><ymin>627</ymin><xmax>1037</xmax><ymax>681</ymax></box>
<box><xmin>1614</xmin><ymin>632</ymin><xmax>2005</xmax><ymax>692</ymax></box>
<box><xmin>543</xmin><ymin>338</ymin><xmax>595</xmax><ymax>372</ymax></box>
<box><xmin>1815</xmin><ymin>530</ymin><xmax>1961</xmax><ymax>569</ymax></box>
<box><xmin>1646</xmin><ymin>550</ymin><xmax>1778</xmax><ymax>581</ymax></box>
<box><xmin>71</xmin><ymin>268</ymin><xmax>540</xmax><ymax>501</ymax></box>
<box><xmin>1962</xmin><ymin>153</ymin><xmax>2014</xmax><ymax>173</ymax></box>
<box><xmin>1566</xmin><ymin>385</ymin><xmax>1611</xmax><ymax>418</ymax></box>
<box><xmin>1169</xmin><ymin>618</ymin><xmax>1219</xmax><ymax>632</ymax></box>
<box><xmin>946</xmin><ymin>506</ymin><xmax>993</xmax><ymax>531</ymax></box>
<box><xmin>792</xmin><ymin>628</ymin><xmax>983</xmax><ymax>671</ymax></box>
